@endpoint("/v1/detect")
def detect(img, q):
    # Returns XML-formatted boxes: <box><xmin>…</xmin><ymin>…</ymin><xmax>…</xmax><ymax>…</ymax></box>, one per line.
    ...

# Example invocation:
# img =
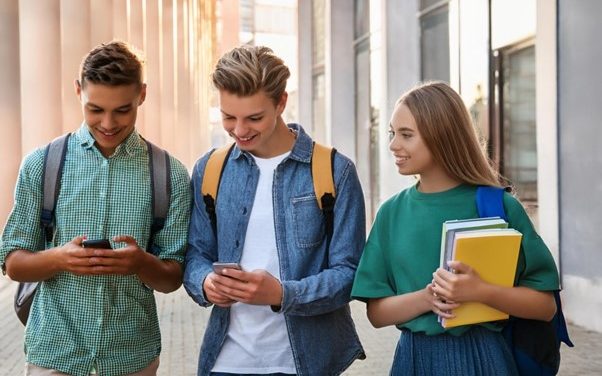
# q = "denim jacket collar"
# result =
<box><xmin>229</xmin><ymin>123</ymin><xmax>313</xmax><ymax>164</ymax></box>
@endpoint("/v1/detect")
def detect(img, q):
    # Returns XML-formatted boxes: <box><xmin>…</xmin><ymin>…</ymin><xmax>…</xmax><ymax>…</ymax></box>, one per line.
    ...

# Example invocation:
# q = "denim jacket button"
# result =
<box><xmin>235</xmin><ymin>240</ymin><xmax>240</xmax><ymax>248</ymax></box>
<box><xmin>242</xmin><ymin>207</ymin><xmax>247</xmax><ymax>215</ymax></box>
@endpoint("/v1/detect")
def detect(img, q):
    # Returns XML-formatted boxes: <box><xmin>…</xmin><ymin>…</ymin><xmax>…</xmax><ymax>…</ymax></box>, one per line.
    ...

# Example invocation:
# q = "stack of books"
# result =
<box><xmin>438</xmin><ymin>217</ymin><xmax>522</xmax><ymax>328</ymax></box>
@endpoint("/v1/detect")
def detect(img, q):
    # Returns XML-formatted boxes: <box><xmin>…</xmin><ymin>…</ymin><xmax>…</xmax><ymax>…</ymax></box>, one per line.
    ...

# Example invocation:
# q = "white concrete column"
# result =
<box><xmin>0</xmin><ymin>0</ymin><xmax>22</xmax><ymax>226</ymax></box>
<box><xmin>175</xmin><ymin>0</ymin><xmax>191</xmax><ymax>165</ymax></box>
<box><xmin>90</xmin><ymin>0</ymin><xmax>113</xmax><ymax>46</ymax></box>
<box><xmin>19</xmin><ymin>0</ymin><xmax>63</xmax><ymax>154</ymax></box>
<box><xmin>197</xmin><ymin>0</ymin><xmax>216</xmax><ymax>155</ymax></box>
<box><xmin>61</xmin><ymin>0</ymin><xmax>91</xmax><ymax>133</ymax></box>
<box><xmin>160</xmin><ymin>0</ymin><xmax>177</xmax><ymax>153</ymax></box>
<box><xmin>536</xmin><ymin>0</ymin><xmax>559</xmax><ymax>268</ymax></box>
<box><xmin>297</xmin><ymin>0</ymin><xmax>312</xmax><ymax>135</ymax></box>
<box><xmin>143</xmin><ymin>0</ymin><xmax>162</xmax><ymax>144</ymax></box>
<box><xmin>113</xmin><ymin>0</ymin><xmax>128</xmax><ymax>41</ymax></box>
<box><xmin>129</xmin><ymin>0</ymin><xmax>146</xmax><ymax>135</ymax></box>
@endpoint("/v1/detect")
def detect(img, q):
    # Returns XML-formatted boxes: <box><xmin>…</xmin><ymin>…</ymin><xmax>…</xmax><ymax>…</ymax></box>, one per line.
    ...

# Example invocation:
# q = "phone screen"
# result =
<box><xmin>212</xmin><ymin>262</ymin><xmax>242</xmax><ymax>274</ymax></box>
<box><xmin>82</xmin><ymin>239</ymin><xmax>112</xmax><ymax>249</ymax></box>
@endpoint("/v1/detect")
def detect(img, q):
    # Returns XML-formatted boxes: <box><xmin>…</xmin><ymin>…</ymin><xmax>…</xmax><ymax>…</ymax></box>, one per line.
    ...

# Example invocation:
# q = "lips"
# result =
<box><xmin>231</xmin><ymin>133</ymin><xmax>257</xmax><ymax>144</ymax></box>
<box><xmin>95</xmin><ymin>128</ymin><xmax>121</xmax><ymax>137</ymax></box>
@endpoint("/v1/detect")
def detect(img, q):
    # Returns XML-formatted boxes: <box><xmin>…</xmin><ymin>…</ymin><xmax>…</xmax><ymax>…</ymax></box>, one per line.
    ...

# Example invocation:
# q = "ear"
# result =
<box><xmin>74</xmin><ymin>79</ymin><xmax>82</xmax><ymax>99</ymax></box>
<box><xmin>276</xmin><ymin>92</ymin><xmax>288</xmax><ymax>115</ymax></box>
<box><xmin>137</xmin><ymin>83</ymin><xmax>147</xmax><ymax>106</ymax></box>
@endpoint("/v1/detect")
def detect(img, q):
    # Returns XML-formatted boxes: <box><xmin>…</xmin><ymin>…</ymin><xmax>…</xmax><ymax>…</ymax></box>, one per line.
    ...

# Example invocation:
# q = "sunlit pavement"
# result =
<box><xmin>1</xmin><ymin>278</ymin><xmax>599</xmax><ymax>375</ymax></box>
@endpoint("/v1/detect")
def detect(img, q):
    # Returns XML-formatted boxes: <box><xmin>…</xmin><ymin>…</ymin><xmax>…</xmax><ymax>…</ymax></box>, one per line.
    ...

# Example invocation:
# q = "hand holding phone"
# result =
<box><xmin>212</xmin><ymin>262</ymin><xmax>242</xmax><ymax>275</ymax></box>
<box><xmin>81</xmin><ymin>239</ymin><xmax>112</xmax><ymax>249</ymax></box>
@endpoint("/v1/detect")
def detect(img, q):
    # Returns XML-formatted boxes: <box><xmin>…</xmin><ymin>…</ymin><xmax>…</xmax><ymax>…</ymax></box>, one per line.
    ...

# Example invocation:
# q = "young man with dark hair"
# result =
<box><xmin>0</xmin><ymin>41</ymin><xmax>191</xmax><ymax>376</ymax></box>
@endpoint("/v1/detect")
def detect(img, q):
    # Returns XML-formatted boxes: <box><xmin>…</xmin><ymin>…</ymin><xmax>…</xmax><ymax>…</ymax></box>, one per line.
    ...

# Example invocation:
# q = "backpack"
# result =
<box><xmin>14</xmin><ymin>133</ymin><xmax>172</xmax><ymax>325</ymax></box>
<box><xmin>201</xmin><ymin>142</ymin><xmax>336</xmax><ymax>245</ymax></box>
<box><xmin>476</xmin><ymin>186</ymin><xmax>574</xmax><ymax>375</ymax></box>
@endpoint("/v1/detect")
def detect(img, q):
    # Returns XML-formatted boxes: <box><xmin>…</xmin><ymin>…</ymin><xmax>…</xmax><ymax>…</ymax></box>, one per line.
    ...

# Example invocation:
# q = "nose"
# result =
<box><xmin>231</xmin><ymin>119</ymin><xmax>248</xmax><ymax>136</ymax></box>
<box><xmin>389</xmin><ymin>135</ymin><xmax>399</xmax><ymax>153</ymax></box>
<box><xmin>100</xmin><ymin>113</ymin><xmax>115</xmax><ymax>130</ymax></box>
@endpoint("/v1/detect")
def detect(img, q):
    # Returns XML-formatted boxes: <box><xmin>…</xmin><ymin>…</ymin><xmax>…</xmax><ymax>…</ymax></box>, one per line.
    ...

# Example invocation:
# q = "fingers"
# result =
<box><xmin>113</xmin><ymin>235</ymin><xmax>137</xmax><ymax>245</ymax></box>
<box><xmin>447</xmin><ymin>260</ymin><xmax>471</xmax><ymax>274</ymax></box>
<box><xmin>70</xmin><ymin>236</ymin><xmax>87</xmax><ymax>246</ymax></box>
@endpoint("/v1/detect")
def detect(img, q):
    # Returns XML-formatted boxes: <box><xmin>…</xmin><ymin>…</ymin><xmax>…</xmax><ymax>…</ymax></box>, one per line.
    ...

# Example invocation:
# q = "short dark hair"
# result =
<box><xmin>79</xmin><ymin>41</ymin><xmax>144</xmax><ymax>88</ymax></box>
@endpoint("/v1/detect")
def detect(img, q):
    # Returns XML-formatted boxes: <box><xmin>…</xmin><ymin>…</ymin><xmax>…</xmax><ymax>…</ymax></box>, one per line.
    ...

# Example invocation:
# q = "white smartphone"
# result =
<box><xmin>212</xmin><ymin>262</ymin><xmax>242</xmax><ymax>275</ymax></box>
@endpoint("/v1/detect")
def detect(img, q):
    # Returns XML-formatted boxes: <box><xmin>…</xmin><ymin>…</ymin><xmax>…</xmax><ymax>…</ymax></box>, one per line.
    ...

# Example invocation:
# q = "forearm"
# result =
<box><xmin>137</xmin><ymin>253</ymin><xmax>183</xmax><ymax>293</ymax></box>
<box><xmin>279</xmin><ymin>267</ymin><xmax>356</xmax><ymax>316</ymax></box>
<box><xmin>367</xmin><ymin>288</ymin><xmax>432</xmax><ymax>328</ymax></box>
<box><xmin>4</xmin><ymin>249</ymin><xmax>62</xmax><ymax>282</ymax></box>
<box><xmin>478</xmin><ymin>284</ymin><xmax>556</xmax><ymax>321</ymax></box>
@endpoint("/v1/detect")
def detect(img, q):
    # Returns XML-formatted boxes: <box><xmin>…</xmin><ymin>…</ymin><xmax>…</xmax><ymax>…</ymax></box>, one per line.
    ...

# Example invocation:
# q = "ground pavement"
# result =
<box><xmin>1</xmin><ymin>278</ymin><xmax>600</xmax><ymax>375</ymax></box>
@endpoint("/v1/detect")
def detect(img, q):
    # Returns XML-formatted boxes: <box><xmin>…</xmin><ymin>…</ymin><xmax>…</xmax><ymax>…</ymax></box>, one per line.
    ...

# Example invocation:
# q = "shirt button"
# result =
<box><xmin>102</xmin><ymin>160</ymin><xmax>108</xmax><ymax>167</ymax></box>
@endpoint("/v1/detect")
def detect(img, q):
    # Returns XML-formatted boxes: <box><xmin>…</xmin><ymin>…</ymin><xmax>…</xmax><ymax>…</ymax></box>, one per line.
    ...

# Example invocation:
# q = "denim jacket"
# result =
<box><xmin>184</xmin><ymin>124</ymin><xmax>366</xmax><ymax>376</ymax></box>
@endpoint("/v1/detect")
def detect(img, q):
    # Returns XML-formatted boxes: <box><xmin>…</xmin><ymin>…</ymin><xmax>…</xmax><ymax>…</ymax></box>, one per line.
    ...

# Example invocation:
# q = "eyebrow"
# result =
<box><xmin>86</xmin><ymin>103</ymin><xmax>132</xmax><ymax>111</ymax></box>
<box><xmin>221</xmin><ymin>110</ymin><xmax>265</xmax><ymax>118</ymax></box>
<box><xmin>389</xmin><ymin>123</ymin><xmax>415</xmax><ymax>132</ymax></box>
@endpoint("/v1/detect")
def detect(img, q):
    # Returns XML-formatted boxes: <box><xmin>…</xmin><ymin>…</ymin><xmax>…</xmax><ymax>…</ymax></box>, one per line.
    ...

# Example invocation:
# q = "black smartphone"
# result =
<box><xmin>212</xmin><ymin>262</ymin><xmax>242</xmax><ymax>275</ymax></box>
<box><xmin>81</xmin><ymin>239</ymin><xmax>112</xmax><ymax>249</ymax></box>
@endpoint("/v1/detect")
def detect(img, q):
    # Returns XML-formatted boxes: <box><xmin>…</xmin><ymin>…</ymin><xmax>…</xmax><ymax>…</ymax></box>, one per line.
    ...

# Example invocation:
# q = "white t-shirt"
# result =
<box><xmin>212</xmin><ymin>151</ymin><xmax>296</xmax><ymax>374</ymax></box>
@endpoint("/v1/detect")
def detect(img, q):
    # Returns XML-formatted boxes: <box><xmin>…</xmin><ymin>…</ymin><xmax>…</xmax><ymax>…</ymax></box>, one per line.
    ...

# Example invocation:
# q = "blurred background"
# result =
<box><xmin>1</xmin><ymin>0</ymin><xmax>601</xmax><ymax>373</ymax></box>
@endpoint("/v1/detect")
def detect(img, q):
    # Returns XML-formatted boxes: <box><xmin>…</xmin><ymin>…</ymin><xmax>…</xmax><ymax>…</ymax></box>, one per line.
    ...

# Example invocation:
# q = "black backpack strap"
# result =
<box><xmin>145</xmin><ymin>139</ymin><xmax>171</xmax><ymax>251</ymax></box>
<box><xmin>41</xmin><ymin>133</ymin><xmax>71</xmax><ymax>242</ymax></box>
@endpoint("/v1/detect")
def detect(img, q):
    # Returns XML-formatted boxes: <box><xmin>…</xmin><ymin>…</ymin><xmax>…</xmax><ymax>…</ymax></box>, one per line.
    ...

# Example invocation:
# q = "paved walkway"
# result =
<box><xmin>1</xmin><ymin>278</ymin><xmax>601</xmax><ymax>375</ymax></box>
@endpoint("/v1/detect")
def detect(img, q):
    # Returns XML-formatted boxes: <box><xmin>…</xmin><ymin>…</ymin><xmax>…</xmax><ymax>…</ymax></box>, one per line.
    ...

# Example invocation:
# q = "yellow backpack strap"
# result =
<box><xmin>312</xmin><ymin>142</ymin><xmax>336</xmax><ymax>248</ymax></box>
<box><xmin>201</xmin><ymin>143</ymin><xmax>235</xmax><ymax>236</ymax></box>
<box><xmin>312</xmin><ymin>142</ymin><xmax>336</xmax><ymax>208</ymax></box>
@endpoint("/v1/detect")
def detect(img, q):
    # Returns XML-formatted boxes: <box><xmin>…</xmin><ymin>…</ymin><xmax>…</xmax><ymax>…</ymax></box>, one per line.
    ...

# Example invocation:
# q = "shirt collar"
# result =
<box><xmin>230</xmin><ymin>123</ymin><xmax>313</xmax><ymax>164</ymax></box>
<box><xmin>74</xmin><ymin>123</ymin><xmax>144</xmax><ymax>157</ymax></box>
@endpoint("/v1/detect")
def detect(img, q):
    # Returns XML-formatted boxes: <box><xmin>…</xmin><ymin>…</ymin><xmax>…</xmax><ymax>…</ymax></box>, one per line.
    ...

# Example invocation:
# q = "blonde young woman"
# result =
<box><xmin>351</xmin><ymin>82</ymin><xmax>559</xmax><ymax>375</ymax></box>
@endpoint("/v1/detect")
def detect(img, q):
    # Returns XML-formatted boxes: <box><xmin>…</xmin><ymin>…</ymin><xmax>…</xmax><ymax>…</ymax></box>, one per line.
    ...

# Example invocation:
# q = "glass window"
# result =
<box><xmin>420</xmin><ymin>4</ymin><xmax>450</xmax><ymax>82</ymax></box>
<box><xmin>311</xmin><ymin>0</ymin><xmax>325</xmax><ymax>68</ymax></box>
<box><xmin>354</xmin><ymin>0</ymin><xmax>370</xmax><ymax>39</ymax></box>
<box><xmin>311</xmin><ymin>0</ymin><xmax>325</xmax><ymax>139</ymax></box>
<box><xmin>502</xmin><ymin>45</ymin><xmax>537</xmax><ymax>201</ymax></box>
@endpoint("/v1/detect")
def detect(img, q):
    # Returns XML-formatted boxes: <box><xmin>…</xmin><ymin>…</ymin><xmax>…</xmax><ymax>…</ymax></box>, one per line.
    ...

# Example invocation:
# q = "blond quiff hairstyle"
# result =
<box><xmin>211</xmin><ymin>45</ymin><xmax>290</xmax><ymax>104</ymax></box>
<box><xmin>398</xmin><ymin>81</ymin><xmax>503</xmax><ymax>187</ymax></box>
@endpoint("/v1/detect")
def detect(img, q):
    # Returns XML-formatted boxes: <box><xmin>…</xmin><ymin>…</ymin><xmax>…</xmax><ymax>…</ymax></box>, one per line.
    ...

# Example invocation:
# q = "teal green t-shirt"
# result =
<box><xmin>351</xmin><ymin>183</ymin><xmax>559</xmax><ymax>336</ymax></box>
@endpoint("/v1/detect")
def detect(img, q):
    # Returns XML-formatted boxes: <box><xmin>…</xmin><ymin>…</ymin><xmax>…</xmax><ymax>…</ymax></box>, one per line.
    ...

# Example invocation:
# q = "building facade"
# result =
<box><xmin>298</xmin><ymin>0</ymin><xmax>602</xmax><ymax>332</ymax></box>
<box><xmin>0</xmin><ymin>0</ymin><xmax>217</xmax><ymax>226</ymax></box>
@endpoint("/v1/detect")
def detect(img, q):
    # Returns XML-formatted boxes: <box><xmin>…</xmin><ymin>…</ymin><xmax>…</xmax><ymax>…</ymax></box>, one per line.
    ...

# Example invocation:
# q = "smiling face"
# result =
<box><xmin>219</xmin><ymin>89</ymin><xmax>294</xmax><ymax>158</ymax></box>
<box><xmin>388</xmin><ymin>103</ymin><xmax>438</xmax><ymax>177</ymax></box>
<box><xmin>76</xmin><ymin>81</ymin><xmax>146</xmax><ymax>157</ymax></box>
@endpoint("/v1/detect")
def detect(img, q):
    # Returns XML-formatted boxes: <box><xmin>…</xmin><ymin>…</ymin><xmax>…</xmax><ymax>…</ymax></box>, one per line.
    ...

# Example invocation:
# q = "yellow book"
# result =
<box><xmin>441</xmin><ymin>228</ymin><xmax>522</xmax><ymax>329</ymax></box>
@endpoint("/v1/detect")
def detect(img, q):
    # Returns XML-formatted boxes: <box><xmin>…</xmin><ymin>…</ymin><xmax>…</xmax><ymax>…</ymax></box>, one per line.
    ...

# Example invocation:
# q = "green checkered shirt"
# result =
<box><xmin>0</xmin><ymin>125</ymin><xmax>191</xmax><ymax>376</ymax></box>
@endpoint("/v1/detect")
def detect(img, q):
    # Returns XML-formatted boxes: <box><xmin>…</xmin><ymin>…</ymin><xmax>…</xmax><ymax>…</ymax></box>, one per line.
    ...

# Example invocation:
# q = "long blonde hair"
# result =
<box><xmin>398</xmin><ymin>81</ymin><xmax>504</xmax><ymax>187</ymax></box>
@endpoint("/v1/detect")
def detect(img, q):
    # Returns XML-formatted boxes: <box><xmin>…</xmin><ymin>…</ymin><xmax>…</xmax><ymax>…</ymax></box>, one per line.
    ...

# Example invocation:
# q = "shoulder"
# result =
<box><xmin>166</xmin><ymin>153</ymin><xmax>191</xmax><ymax>181</ymax></box>
<box><xmin>191</xmin><ymin>148</ymin><xmax>220</xmax><ymax>180</ymax></box>
<box><xmin>18</xmin><ymin>147</ymin><xmax>47</xmax><ymax>183</ymax></box>
<box><xmin>330</xmin><ymin>149</ymin><xmax>357</xmax><ymax>182</ymax></box>
<box><xmin>502</xmin><ymin>191</ymin><xmax>529</xmax><ymax>218</ymax></box>
<box><xmin>373</xmin><ymin>188</ymin><xmax>412</xmax><ymax>220</ymax></box>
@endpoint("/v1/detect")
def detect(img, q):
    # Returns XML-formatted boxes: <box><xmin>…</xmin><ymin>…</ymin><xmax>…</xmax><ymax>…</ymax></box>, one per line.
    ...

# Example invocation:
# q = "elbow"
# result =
<box><xmin>543</xmin><ymin>299</ymin><xmax>557</xmax><ymax>322</ymax></box>
<box><xmin>155</xmin><ymin>279</ymin><xmax>182</xmax><ymax>294</ymax></box>
<box><xmin>367</xmin><ymin>315</ymin><xmax>387</xmax><ymax>329</ymax></box>
<box><xmin>366</xmin><ymin>302</ymin><xmax>388</xmax><ymax>328</ymax></box>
